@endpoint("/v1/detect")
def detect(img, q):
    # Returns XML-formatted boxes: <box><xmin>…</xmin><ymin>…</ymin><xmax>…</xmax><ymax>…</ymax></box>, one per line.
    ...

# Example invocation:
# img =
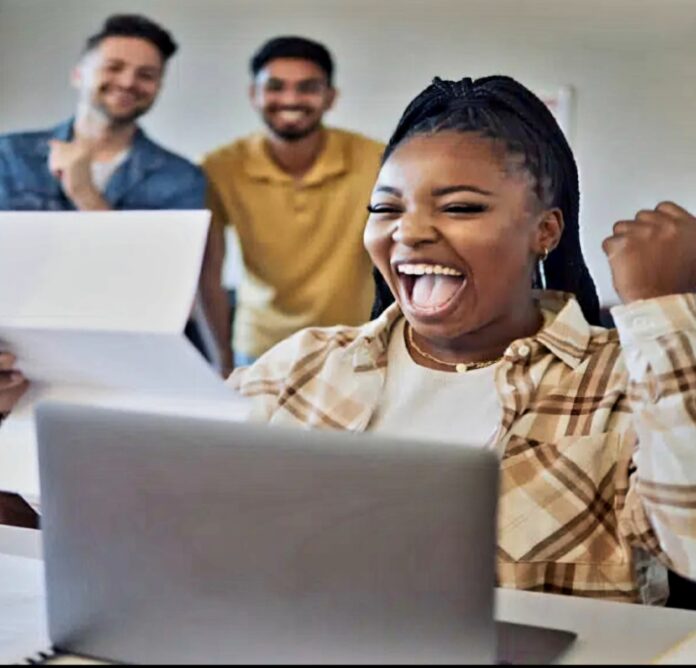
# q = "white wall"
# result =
<box><xmin>1</xmin><ymin>0</ymin><xmax>696</xmax><ymax>304</ymax></box>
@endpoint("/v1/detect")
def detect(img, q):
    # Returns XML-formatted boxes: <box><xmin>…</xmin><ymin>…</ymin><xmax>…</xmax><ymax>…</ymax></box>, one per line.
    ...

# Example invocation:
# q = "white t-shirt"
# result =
<box><xmin>90</xmin><ymin>149</ymin><xmax>130</xmax><ymax>193</ymax></box>
<box><xmin>368</xmin><ymin>319</ymin><xmax>503</xmax><ymax>456</ymax></box>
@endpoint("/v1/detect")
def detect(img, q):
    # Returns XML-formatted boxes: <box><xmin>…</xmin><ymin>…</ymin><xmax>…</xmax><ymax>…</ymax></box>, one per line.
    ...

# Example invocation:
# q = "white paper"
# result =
<box><xmin>0</xmin><ymin>328</ymin><xmax>226</xmax><ymax>395</ymax></box>
<box><xmin>0</xmin><ymin>384</ymin><xmax>252</xmax><ymax>509</ymax></box>
<box><xmin>0</xmin><ymin>211</ymin><xmax>249</xmax><ymax>501</ymax></box>
<box><xmin>0</xmin><ymin>211</ymin><xmax>209</xmax><ymax>332</ymax></box>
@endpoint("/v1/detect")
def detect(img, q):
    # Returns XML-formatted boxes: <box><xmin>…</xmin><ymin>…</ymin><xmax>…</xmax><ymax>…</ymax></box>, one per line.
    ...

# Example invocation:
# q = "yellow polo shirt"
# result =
<box><xmin>202</xmin><ymin>128</ymin><xmax>384</xmax><ymax>358</ymax></box>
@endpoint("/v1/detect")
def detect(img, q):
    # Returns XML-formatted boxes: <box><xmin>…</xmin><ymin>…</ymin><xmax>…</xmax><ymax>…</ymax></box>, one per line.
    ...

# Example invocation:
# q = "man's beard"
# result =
<box><xmin>93</xmin><ymin>91</ymin><xmax>153</xmax><ymax>126</ymax></box>
<box><xmin>97</xmin><ymin>103</ymin><xmax>151</xmax><ymax>126</ymax></box>
<box><xmin>263</xmin><ymin>112</ymin><xmax>322</xmax><ymax>142</ymax></box>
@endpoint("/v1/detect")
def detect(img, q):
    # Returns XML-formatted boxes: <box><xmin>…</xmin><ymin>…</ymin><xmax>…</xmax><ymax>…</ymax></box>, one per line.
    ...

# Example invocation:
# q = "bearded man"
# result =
<box><xmin>201</xmin><ymin>36</ymin><xmax>384</xmax><ymax>368</ymax></box>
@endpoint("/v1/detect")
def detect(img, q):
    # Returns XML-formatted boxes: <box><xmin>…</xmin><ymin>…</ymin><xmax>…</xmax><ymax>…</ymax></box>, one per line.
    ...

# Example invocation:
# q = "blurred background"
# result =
<box><xmin>1</xmin><ymin>0</ymin><xmax>695</xmax><ymax>305</ymax></box>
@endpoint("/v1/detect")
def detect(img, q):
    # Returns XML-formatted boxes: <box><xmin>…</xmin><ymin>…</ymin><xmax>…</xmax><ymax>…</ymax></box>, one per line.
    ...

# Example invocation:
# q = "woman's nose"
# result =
<box><xmin>391</xmin><ymin>213</ymin><xmax>440</xmax><ymax>246</ymax></box>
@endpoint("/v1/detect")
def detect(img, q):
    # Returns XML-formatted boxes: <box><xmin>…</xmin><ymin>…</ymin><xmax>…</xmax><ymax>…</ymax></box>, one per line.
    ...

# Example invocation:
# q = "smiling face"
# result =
<box><xmin>73</xmin><ymin>36</ymin><xmax>164</xmax><ymax>125</ymax></box>
<box><xmin>364</xmin><ymin>131</ymin><xmax>563</xmax><ymax>358</ymax></box>
<box><xmin>250</xmin><ymin>58</ymin><xmax>336</xmax><ymax>141</ymax></box>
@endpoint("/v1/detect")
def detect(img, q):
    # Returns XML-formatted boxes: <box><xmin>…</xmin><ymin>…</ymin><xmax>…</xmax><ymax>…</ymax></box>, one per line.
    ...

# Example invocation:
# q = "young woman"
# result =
<box><xmin>229</xmin><ymin>76</ymin><xmax>696</xmax><ymax>604</ymax></box>
<box><xmin>3</xmin><ymin>75</ymin><xmax>696</xmax><ymax>603</ymax></box>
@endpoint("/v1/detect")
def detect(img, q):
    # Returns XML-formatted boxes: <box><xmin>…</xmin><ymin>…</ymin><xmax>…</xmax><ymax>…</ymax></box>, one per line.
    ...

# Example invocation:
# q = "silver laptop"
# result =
<box><xmin>36</xmin><ymin>402</ymin><xmax>575</xmax><ymax>664</ymax></box>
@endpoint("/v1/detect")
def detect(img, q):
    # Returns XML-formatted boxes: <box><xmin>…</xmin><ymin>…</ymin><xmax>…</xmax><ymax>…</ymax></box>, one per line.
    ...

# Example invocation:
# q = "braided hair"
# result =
<box><xmin>371</xmin><ymin>75</ymin><xmax>601</xmax><ymax>325</ymax></box>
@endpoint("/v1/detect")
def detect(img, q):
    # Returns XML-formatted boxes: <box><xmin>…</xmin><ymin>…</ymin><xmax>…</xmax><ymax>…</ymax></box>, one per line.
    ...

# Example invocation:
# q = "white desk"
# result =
<box><xmin>0</xmin><ymin>524</ymin><xmax>42</xmax><ymax>559</ymax></box>
<box><xmin>1</xmin><ymin>535</ymin><xmax>695</xmax><ymax>664</ymax></box>
<box><xmin>0</xmin><ymin>550</ymin><xmax>49</xmax><ymax>664</ymax></box>
<box><xmin>496</xmin><ymin>588</ymin><xmax>696</xmax><ymax>664</ymax></box>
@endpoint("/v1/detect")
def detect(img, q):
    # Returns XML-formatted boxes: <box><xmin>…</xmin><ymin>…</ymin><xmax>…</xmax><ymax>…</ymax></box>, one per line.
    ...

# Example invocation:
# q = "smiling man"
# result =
<box><xmin>0</xmin><ymin>15</ymin><xmax>223</xmax><ymax>363</ymax></box>
<box><xmin>0</xmin><ymin>14</ymin><xmax>204</xmax><ymax>212</ymax></box>
<box><xmin>201</xmin><ymin>36</ymin><xmax>384</xmax><ymax>368</ymax></box>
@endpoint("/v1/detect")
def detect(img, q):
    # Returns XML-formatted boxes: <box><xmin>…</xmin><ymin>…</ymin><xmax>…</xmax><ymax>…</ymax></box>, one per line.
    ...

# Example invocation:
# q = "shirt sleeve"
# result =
<box><xmin>204</xmin><ymin>172</ymin><xmax>231</xmax><ymax>231</ymax></box>
<box><xmin>159</xmin><ymin>167</ymin><xmax>206</xmax><ymax>210</ymax></box>
<box><xmin>0</xmin><ymin>141</ymin><xmax>13</xmax><ymax>210</ymax></box>
<box><xmin>226</xmin><ymin>340</ymin><xmax>295</xmax><ymax>423</ymax></box>
<box><xmin>225</xmin><ymin>326</ymin><xmax>347</xmax><ymax>424</ymax></box>
<box><xmin>612</xmin><ymin>293</ymin><xmax>696</xmax><ymax>579</ymax></box>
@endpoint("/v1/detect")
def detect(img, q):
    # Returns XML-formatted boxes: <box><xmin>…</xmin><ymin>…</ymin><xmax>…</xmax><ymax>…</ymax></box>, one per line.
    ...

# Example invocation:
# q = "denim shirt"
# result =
<box><xmin>0</xmin><ymin>119</ymin><xmax>205</xmax><ymax>211</ymax></box>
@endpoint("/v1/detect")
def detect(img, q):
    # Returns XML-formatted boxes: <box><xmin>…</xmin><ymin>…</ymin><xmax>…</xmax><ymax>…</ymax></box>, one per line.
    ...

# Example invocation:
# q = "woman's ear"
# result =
<box><xmin>534</xmin><ymin>208</ymin><xmax>564</xmax><ymax>255</ymax></box>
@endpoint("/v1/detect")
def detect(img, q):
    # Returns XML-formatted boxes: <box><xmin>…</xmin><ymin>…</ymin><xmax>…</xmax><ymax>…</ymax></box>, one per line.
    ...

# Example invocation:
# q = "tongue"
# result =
<box><xmin>412</xmin><ymin>274</ymin><xmax>464</xmax><ymax>309</ymax></box>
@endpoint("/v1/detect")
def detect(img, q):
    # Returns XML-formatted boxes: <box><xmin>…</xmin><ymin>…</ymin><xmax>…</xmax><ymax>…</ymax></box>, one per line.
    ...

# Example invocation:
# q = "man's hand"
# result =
<box><xmin>0</xmin><ymin>353</ymin><xmax>28</xmax><ymax>417</ymax></box>
<box><xmin>603</xmin><ymin>202</ymin><xmax>696</xmax><ymax>304</ymax></box>
<box><xmin>48</xmin><ymin>139</ymin><xmax>108</xmax><ymax>210</ymax></box>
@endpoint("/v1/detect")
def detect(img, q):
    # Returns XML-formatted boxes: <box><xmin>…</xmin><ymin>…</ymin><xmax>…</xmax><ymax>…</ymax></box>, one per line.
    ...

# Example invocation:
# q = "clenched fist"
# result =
<box><xmin>603</xmin><ymin>202</ymin><xmax>696</xmax><ymax>304</ymax></box>
<box><xmin>0</xmin><ymin>353</ymin><xmax>28</xmax><ymax>418</ymax></box>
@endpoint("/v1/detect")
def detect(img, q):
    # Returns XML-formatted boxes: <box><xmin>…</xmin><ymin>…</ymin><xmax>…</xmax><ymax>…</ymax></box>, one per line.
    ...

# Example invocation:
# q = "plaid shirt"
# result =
<box><xmin>229</xmin><ymin>291</ymin><xmax>696</xmax><ymax>604</ymax></box>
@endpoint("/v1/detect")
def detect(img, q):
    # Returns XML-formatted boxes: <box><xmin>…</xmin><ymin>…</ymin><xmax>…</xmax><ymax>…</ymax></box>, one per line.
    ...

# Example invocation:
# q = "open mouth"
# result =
<box><xmin>274</xmin><ymin>109</ymin><xmax>309</xmax><ymax>123</ymax></box>
<box><xmin>106</xmin><ymin>89</ymin><xmax>141</xmax><ymax>106</ymax></box>
<box><xmin>396</xmin><ymin>263</ymin><xmax>468</xmax><ymax>316</ymax></box>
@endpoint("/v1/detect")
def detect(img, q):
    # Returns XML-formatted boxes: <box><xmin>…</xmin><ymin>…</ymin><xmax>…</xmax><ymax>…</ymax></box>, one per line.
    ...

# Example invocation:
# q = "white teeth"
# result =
<box><xmin>397</xmin><ymin>263</ymin><xmax>463</xmax><ymax>277</ymax></box>
<box><xmin>278</xmin><ymin>110</ymin><xmax>305</xmax><ymax>121</ymax></box>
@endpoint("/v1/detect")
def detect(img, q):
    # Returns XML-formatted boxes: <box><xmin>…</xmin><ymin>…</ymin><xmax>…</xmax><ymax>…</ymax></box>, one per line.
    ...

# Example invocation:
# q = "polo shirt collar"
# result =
<box><xmin>243</xmin><ymin>128</ymin><xmax>348</xmax><ymax>185</ymax></box>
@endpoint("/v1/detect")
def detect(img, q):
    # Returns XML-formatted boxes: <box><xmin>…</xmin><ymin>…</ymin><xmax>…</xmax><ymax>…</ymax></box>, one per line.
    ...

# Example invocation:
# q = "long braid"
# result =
<box><xmin>371</xmin><ymin>75</ymin><xmax>601</xmax><ymax>325</ymax></box>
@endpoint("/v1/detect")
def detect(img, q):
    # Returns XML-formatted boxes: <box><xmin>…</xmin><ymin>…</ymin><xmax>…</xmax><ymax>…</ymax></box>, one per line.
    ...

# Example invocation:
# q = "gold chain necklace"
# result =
<box><xmin>406</xmin><ymin>323</ymin><xmax>502</xmax><ymax>373</ymax></box>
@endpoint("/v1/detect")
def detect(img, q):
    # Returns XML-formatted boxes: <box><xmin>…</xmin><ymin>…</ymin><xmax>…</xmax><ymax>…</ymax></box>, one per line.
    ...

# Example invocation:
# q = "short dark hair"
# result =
<box><xmin>250</xmin><ymin>36</ymin><xmax>334</xmax><ymax>85</ymax></box>
<box><xmin>84</xmin><ymin>14</ymin><xmax>178</xmax><ymax>62</ymax></box>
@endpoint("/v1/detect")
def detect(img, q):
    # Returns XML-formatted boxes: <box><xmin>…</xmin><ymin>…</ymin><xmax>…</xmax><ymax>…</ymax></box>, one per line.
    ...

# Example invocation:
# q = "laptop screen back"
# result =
<box><xmin>37</xmin><ymin>401</ymin><xmax>500</xmax><ymax>664</ymax></box>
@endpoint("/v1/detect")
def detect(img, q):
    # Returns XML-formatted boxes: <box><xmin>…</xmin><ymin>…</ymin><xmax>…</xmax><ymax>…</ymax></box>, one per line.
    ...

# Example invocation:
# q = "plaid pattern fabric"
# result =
<box><xmin>229</xmin><ymin>291</ymin><xmax>696</xmax><ymax>604</ymax></box>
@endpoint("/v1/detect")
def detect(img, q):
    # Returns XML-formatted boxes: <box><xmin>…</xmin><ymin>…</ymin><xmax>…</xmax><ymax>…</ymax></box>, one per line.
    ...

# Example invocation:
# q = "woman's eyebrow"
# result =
<box><xmin>432</xmin><ymin>185</ymin><xmax>494</xmax><ymax>197</ymax></box>
<box><xmin>373</xmin><ymin>184</ymin><xmax>494</xmax><ymax>197</ymax></box>
<box><xmin>374</xmin><ymin>185</ymin><xmax>402</xmax><ymax>196</ymax></box>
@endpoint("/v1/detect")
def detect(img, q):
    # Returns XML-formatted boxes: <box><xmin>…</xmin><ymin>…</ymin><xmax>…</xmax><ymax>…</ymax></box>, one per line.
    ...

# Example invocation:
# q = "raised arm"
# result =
<box><xmin>604</xmin><ymin>202</ymin><xmax>696</xmax><ymax>579</ymax></box>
